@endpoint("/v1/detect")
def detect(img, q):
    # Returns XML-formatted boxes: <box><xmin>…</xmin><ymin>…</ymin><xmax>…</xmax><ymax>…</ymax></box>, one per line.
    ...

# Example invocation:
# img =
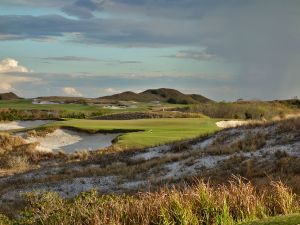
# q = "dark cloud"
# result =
<box><xmin>61</xmin><ymin>0</ymin><xmax>104</xmax><ymax>19</ymax></box>
<box><xmin>40</xmin><ymin>56</ymin><xmax>142</xmax><ymax>64</ymax></box>
<box><xmin>41</xmin><ymin>56</ymin><xmax>100</xmax><ymax>62</ymax></box>
<box><xmin>198</xmin><ymin>1</ymin><xmax>300</xmax><ymax>99</ymax></box>
<box><xmin>0</xmin><ymin>14</ymin><xmax>202</xmax><ymax>46</ymax></box>
<box><xmin>166</xmin><ymin>50</ymin><xmax>215</xmax><ymax>61</ymax></box>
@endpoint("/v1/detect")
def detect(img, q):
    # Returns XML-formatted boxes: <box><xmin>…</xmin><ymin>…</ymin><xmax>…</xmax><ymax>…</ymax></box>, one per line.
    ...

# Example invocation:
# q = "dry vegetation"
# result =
<box><xmin>0</xmin><ymin>177</ymin><xmax>298</xmax><ymax>225</ymax></box>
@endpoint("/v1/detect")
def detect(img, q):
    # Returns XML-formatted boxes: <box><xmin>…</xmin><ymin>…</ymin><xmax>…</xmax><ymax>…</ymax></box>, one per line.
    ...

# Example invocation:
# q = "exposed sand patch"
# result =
<box><xmin>23</xmin><ymin>128</ymin><xmax>121</xmax><ymax>153</ymax></box>
<box><xmin>0</xmin><ymin>120</ymin><xmax>54</xmax><ymax>131</ymax></box>
<box><xmin>133</xmin><ymin>145</ymin><xmax>170</xmax><ymax>160</ymax></box>
<box><xmin>217</xmin><ymin>114</ymin><xmax>300</xmax><ymax>129</ymax></box>
<box><xmin>0</xmin><ymin>121</ymin><xmax>23</xmax><ymax>130</ymax></box>
<box><xmin>32</xmin><ymin>100</ymin><xmax>61</xmax><ymax>105</ymax></box>
<box><xmin>191</xmin><ymin>137</ymin><xmax>215</xmax><ymax>150</ymax></box>
<box><xmin>25</xmin><ymin>129</ymin><xmax>81</xmax><ymax>152</ymax></box>
<box><xmin>103</xmin><ymin>105</ymin><xmax>123</xmax><ymax>109</ymax></box>
<box><xmin>284</xmin><ymin>113</ymin><xmax>300</xmax><ymax>119</ymax></box>
<box><xmin>216</xmin><ymin>120</ymin><xmax>250</xmax><ymax>128</ymax></box>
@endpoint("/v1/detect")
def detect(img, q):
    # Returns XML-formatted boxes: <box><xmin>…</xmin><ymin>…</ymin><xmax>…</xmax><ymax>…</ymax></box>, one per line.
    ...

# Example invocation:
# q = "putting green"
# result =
<box><xmin>52</xmin><ymin>118</ymin><xmax>220</xmax><ymax>149</ymax></box>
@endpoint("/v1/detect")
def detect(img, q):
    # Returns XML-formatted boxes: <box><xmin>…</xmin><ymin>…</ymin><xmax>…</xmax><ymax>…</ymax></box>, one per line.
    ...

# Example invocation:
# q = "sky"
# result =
<box><xmin>0</xmin><ymin>0</ymin><xmax>299</xmax><ymax>101</ymax></box>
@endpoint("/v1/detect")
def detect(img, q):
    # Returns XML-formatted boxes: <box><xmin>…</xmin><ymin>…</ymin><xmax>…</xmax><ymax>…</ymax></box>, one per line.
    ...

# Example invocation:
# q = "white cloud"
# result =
<box><xmin>103</xmin><ymin>87</ymin><xmax>118</xmax><ymax>94</ymax></box>
<box><xmin>0</xmin><ymin>58</ymin><xmax>35</xmax><ymax>92</ymax></box>
<box><xmin>62</xmin><ymin>87</ymin><xmax>83</xmax><ymax>97</ymax></box>
<box><xmin>0</xmin><ymin>58</ymin><xmax>30</xmax><ymax>73</ymax></box>
<box><xmin>0</xmin><ymin>74</ymin><xmax>37</xmax><ymax>92</ymax></box>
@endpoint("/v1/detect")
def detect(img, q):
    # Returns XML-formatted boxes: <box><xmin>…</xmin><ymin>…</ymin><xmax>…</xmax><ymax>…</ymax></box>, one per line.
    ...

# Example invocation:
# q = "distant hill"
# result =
<box><xmin>99</xmin><ymin>88</ymin><xmax>213</xmax><ymax>104</ymax></box>
<box><xmin>188</xmin><ymin>94</ymin><xmax>212</xmax><ymax>104</ymax></box>
<box><xmin>0</xmin><ymin>92</ymin><xmax>22</xmax><ymax>100</ymax></box>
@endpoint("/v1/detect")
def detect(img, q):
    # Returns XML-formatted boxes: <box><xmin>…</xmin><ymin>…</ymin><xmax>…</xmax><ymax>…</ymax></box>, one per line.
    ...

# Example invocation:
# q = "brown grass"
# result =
<box><xmin>1</xmin><ymin>177</ymin><xmax>297</xmax><ymax>225</ymax></box>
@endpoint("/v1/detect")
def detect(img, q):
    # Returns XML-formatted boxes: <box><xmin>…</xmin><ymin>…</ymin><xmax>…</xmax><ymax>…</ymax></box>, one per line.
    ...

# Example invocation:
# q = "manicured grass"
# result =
<box><xmin>240</xmin><ymin>213</ymin><xmax>300</xmax><ymax>225</ymax></box>
<box><xmin>52</xmin><ymin>118</ymin><xmax>220</xmax><ymax>149</ymax></box>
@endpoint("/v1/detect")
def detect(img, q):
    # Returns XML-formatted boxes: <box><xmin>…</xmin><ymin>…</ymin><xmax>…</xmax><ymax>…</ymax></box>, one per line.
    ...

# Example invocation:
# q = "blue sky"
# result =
<box><xmin>0</xmin><ymin>0</ymin><xmax>299</xmax><ymax>100</ymax></box>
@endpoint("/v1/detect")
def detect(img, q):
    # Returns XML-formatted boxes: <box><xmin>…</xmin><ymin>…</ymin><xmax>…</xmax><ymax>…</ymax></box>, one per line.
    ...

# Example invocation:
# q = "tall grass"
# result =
<box><xmin>1</xmin><ymin>177</ymin><xmax>298</xmax><ymax>225</ymax></box>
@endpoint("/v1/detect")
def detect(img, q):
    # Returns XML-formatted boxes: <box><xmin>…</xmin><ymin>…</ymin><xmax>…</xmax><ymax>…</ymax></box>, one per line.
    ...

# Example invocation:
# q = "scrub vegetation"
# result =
<box><xmin>181</xmin><ymin>101</ymin><xmax>298</xmax><ymax>120</ymax></box>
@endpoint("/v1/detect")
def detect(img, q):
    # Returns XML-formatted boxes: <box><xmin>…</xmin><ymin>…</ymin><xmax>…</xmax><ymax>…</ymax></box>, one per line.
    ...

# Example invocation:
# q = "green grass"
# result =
<box><xmin>0</xmin><ymin>99</ymin><xmax>107</xmax><ymax>113</ymax></box>
<box><xmin>240</xmin><ymin>213</ymin><xmax>300</xmax><ymax>225</ymax></box>
<box><xmin>52</xmin><ymin>118</ymin><xmax>220</xmax><ymax>149</ymax></box>
<box><xmin>0</xmin><ymin>99</ymin><xmax>187</xmax><ymax>115</ymax></box>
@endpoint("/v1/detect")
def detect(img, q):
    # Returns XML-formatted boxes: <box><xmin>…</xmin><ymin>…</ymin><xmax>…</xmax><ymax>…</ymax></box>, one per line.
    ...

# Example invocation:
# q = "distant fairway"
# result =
<box><xmin>0</xmin><ymin>99</ymin><xmax>187</xmax><ymax>115</ymax></box>
<box><xmin>0</xmin><ymin>99</ymin><xmax>118</xmax><ymax>114</ymax></box>
<box><xmin>52</xmin><ymin>118</ymin><xmax>220</xmax><ymax>149</ymax></box>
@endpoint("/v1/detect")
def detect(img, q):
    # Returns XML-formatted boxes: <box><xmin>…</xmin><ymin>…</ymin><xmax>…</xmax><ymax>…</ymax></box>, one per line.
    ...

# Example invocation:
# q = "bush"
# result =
<box><xmin>167</xmin><ymin>98</ymin><xmax>177</xmax><ymax>104</ymax></box>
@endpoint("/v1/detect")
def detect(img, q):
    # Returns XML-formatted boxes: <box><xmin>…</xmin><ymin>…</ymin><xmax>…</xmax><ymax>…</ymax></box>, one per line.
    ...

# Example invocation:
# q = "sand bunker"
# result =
<box><xmin>216</xmin><ymin>120</ymin><xmax>250</xmax><ymax>128</ymax></box>
<box><xmin>0</xmin><ymin>120</ymin><xmax>54</xmax><ymax>131</ymax></box>
<box><xmin>24</xmin><ymin>128</ymin><xmax>120</xmax><ymax>153</ymax></box>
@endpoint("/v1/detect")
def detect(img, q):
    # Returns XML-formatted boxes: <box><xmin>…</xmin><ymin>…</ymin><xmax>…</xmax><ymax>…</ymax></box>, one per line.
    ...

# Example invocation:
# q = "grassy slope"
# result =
<box><xmin>52</xmin><ymin>118</ymin><xmax>220</xmax><ymax>148</ymax></box>
<box><xmin>241</xmin><ymin>213</ymin><xmax>300</xmax><ymax>225</ymax></box>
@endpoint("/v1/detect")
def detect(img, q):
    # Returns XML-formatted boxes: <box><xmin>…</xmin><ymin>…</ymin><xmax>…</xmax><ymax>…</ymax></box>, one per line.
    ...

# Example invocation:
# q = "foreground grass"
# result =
<box><xmin>0</xmin><ymin>178</ymin><xmax>298</xmax><ymax>225</ymax></box>
<box><xmin>52</xmin><ymin>118</ymin><xmax>220</xmax><ymax>149</ymax></box>
<box><xmin>240</xmin><ymin>213</ymin><xmax>300</xmax><ymax>225</ymax></box>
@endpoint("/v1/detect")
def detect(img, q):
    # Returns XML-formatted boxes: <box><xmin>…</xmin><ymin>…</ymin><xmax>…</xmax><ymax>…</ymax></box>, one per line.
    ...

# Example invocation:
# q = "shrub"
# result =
<box><xmin>167</xmin><ymin>98</ymin><xmax>177</xmax><ymax>104</ymax></box>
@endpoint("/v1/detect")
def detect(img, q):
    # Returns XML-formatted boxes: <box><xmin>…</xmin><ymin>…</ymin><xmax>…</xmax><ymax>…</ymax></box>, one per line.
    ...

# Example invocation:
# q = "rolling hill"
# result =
<box><xmin>99</xmin><ymin>88</ymin><xmax>213</xmax><ymax>104</ymax></box>
<box><xmin>0</xmin><ymin>92</ymin><xmax>22</xmax><ymax>100</ymax></box>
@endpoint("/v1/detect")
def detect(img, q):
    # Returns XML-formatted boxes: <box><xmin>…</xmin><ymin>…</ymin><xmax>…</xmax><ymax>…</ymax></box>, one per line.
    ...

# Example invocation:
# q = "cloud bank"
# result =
<box><xmin>0</xmin><ymin>58</ymin><xmax>35</xmax><ymax>92</ymax></box>
<box><xmin>0</xmin><ymin>58</ymin><xmax>29</xmax><ymax>73</ymax></box>
<box><xmin>62</xmin><ymin>87</ymin><xmax>83</xmax><ymax>97</ymax></box>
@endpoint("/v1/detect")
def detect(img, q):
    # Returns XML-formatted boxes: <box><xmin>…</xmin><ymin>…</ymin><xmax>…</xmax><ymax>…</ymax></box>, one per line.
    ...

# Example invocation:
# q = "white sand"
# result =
<box><xmin>32</xmin><ymin>100</ymin><xmax>60</xmax><ymax>105</ymax></box>
<box><xmin>0</xmin><ymin>121</ymin><xmax>24</xmax><ymax>130</ymax></box>
<box><xmin>25</xmin><ymin>129</ymin><xmax>82</xmax><ymax>152</ymax></box>
<box><xmin>24</xmin><ymin>128</ymin><xmax>120</xmax><ymax>153</ymax></box>
<box><xmin>216</xmin><ymin>120</ymin><xmax>250</xmax><ymax>128</ymax></box>
<box><xmin>0</xmin><ymin>120</ymin><xmax>54</xmax><ymax>131</ymax></box>
<box><xmin>103</xmin><ymin>105</ymin><xmax>123</xmax><ymax>109</ymax></box>
<box><xmin>133</xmin><ymin>145</ymin><xmax>170</xmax><ymax>160</ymax></box>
